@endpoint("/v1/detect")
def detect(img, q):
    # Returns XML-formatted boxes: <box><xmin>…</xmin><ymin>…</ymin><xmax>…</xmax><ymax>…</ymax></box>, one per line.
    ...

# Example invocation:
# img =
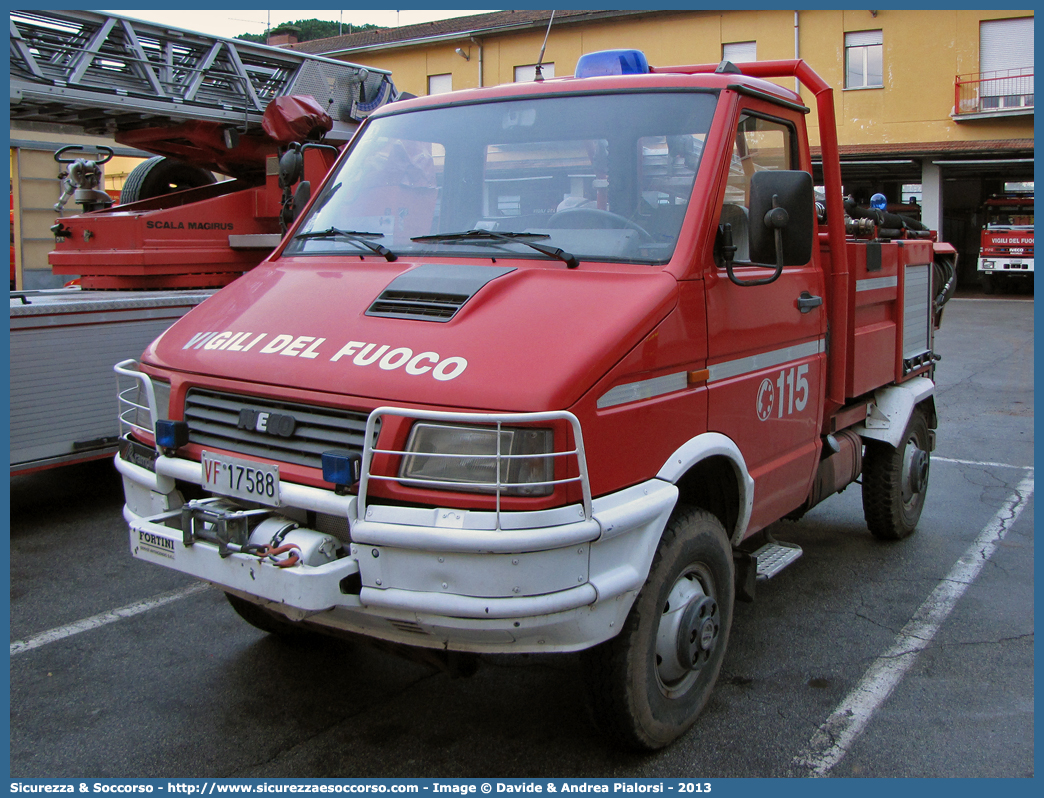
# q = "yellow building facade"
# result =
<box><xmin>297</xmin><ymin>9</ymin><xmax>1032</xmax><ymax>149</ymax></box>
<box><xmin>294</xmin><ymin>8</ymin><xmax>1034</xmax><ymax>283</ymax></box>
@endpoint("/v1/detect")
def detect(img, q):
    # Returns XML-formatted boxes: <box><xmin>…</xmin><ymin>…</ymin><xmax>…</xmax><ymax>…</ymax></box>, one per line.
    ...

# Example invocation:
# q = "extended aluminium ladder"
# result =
<box><xmin>10</xmin><ymin>9</ymin><xmax>395</xmax><ymax>135</ymax></box>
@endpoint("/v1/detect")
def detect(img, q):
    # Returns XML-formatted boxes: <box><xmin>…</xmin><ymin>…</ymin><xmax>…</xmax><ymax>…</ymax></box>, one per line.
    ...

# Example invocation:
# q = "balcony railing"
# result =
<box><xmin>955</xmin><ymin>68</ymin><xmax>1034</xmax><ymax>116</ymax></box>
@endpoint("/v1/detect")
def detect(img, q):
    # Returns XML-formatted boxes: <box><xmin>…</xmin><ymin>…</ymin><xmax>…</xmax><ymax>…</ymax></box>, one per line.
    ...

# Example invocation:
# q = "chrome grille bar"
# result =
<box><xmin>184</xmin><ymin>388</ymin><xmax>374</xmax><ymax>470</ymax></box>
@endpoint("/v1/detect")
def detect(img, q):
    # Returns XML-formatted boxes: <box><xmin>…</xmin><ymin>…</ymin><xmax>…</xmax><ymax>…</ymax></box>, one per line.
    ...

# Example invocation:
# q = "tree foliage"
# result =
<box><xmin>236</xmin><ymin>19</ymin><xmax>383</xmax><ymax>44</ymax></box>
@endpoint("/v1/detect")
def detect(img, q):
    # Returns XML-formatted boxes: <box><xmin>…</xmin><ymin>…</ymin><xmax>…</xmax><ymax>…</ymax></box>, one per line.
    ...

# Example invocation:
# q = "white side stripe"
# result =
<box><xmin>857</xmin><ymin>276</ymin><xmax>899</xmax><ymax>292</ymax></box>
<box><xmin>597</xmin><ymin>371</ymin><xmax>688</xmax><ymax>409</ymax></box>
<box><xmin>599</xmin><ymin>339</ymin><xmax>827</xmax><ymax>408</ymax></box>
<box><xmin>707</xmin><ymin>339</ymin><xmax>825</xmax><ymax>382</ymax></box>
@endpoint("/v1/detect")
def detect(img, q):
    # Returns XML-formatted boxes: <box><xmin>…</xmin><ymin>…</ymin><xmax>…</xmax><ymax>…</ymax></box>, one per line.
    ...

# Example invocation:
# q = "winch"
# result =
<box><xmin>171</xmin><ymin>499</ymin><xmax>343</xmax><ymax>567</ymax></box>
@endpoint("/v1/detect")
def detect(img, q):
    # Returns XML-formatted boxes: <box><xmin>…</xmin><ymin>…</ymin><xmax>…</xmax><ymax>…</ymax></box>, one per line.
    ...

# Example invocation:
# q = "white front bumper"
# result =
<box><xmin>118</xmin><ymin>451</ymin><xmax>678</xmax><ymax>653</ymax></box>
<box><xmin>978</xmin><ymin>256</ymin><xmax>1034</xmax><ymax>274</ymax></box>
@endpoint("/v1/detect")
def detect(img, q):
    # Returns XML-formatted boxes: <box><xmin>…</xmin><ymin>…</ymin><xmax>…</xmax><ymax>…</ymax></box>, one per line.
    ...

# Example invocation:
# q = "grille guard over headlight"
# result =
<box><xmin>359</xmin><ymin>407</ymin><xmax>593</xmax><ymax>525</ymax></box>
<box><xmin>115</xmin><ymin>359</ymin><xmax>168</xmax><ymax>440</ymax></box>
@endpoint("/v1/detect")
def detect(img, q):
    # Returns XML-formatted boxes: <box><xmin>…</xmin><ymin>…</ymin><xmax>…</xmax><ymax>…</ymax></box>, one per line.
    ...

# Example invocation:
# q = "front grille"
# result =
<box><xmin>184</xmin><ymin>389</ymin><xmax>376</xmax><ymax>470</ymax></box>
<box><xmin>366</xmin><ymin>289</ymin><xmax>469</xmax><ymax>321</ymax></box>
<box><xmin>315</xmin><ymin>512</ymin><xmax>351</xmax><ymax>544</ymax></box>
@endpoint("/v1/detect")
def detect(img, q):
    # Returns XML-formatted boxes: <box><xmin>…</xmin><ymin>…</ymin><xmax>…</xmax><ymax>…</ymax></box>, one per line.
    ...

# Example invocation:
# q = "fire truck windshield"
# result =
<box><xmin>985</xmin><ymin>201</ymin><xmax>1034</xmax><ymax>228</ymax></box>
<box><xmin>285</xmin><ymin>91</ymin><xmax>717</xmax><ymax>265</ymax></box>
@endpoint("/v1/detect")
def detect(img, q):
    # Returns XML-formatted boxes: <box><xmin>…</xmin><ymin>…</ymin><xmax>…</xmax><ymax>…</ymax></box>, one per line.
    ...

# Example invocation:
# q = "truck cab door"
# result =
<box><xmin>704</xmin><ymin>110</ymin><xmax>827</xmax><ymax>535</ymax></box>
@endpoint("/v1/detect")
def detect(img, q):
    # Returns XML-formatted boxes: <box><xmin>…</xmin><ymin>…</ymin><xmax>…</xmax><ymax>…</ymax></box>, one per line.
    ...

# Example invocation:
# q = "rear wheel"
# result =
<box><xmin>120</xmin><ymin>156</ymin><xmax>216</xmax><ymax>203</ymax></box>
<box><xmin>580</xmin><ymin>506</ymin><xmax>734</xmax><ymax>750</ymax></box>
<box><xmin>862</xmin><ymin>406</ymin><xmax>932</xmax><ymax>540</ymax></box>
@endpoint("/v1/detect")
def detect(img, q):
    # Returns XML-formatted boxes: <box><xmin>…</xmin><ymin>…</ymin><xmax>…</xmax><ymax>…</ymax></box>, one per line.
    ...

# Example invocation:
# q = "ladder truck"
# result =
<box><xmin>9</xmin><ymin>9</ymin><xmax>398</xmax><ymax>474</ymax></box>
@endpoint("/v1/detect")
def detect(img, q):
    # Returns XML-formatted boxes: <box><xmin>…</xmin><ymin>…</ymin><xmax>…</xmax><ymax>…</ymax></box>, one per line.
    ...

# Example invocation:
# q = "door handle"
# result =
<box><xmin>797</xmin><ymin>291</ymin><xmax>823</xmax><ymax>313</ymax></box>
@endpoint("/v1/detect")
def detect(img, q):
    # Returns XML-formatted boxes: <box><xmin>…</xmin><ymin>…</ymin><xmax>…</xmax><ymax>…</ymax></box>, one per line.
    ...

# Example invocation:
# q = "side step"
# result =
<box><xmin>752</xmin><ymin>541</ymin><xmax>803</xmax><ymax>580</ymax></box>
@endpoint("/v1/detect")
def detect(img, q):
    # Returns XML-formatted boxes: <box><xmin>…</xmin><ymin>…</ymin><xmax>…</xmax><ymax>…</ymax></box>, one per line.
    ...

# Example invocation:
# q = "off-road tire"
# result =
<box><xmin>862</xmin><ymin>406</ymin><xmax>932</xmax><ymax>540</ymax></box>
<box><xmin>224</xmin><ymin>592</ymin><xmax>311</xmax><ymax>638</ymax></box>
<box><xmin>120</xmin><ymin>156</ymin><xmax>216</xmax><ymax>204</ymax></box>
<box><xmin>580</xmin><ymin>505</ymin><xmax>734</xmax><ymax>750</ymax></box>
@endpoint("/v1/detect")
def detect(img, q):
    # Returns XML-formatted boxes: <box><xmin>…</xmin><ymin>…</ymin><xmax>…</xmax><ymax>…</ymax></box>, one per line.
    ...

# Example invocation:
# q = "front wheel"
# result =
<box><xmin>580</xmin><ymin>506</ymin><xmax>734</xmax><ymax>750</ymax></box>
<box><xmin>862</xmin><ymin>406</ymin><xmax>932</xmax><ymax>540</ymax></box>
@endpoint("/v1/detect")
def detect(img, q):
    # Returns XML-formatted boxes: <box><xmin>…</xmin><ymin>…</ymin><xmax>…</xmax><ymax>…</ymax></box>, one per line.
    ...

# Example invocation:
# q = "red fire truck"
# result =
<box><xmin>114</xmin><ymin>50</ymin><xmax>957</xmax><ymax>749</ymax></box>
<box><xmin>977</xmin><ymin>194</ymin><xmax>1033</xmax><ymax>293</ymax></box>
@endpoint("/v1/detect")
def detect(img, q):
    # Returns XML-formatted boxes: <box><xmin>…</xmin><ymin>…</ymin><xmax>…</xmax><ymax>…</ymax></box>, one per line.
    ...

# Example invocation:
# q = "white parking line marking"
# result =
<box><xmin>794</xmin><ymin>472</ymin><xmax>1034</xmax><ymax>776</ymax></box>
<box><xmin>935</xmin><ymin>456</ymin><xmax>1032</xmax><ymax>470</ymax></box>
<box><xmin>10</xmin><ymin>582</ymin><xmax>210</xmax><ymax>657</ymax></box>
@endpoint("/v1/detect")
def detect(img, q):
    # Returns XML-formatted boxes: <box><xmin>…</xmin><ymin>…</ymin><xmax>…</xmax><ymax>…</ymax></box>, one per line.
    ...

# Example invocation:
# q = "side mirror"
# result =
<box><xmin>278</xmin><ymin>148</ymin><xmax>304</xmax><ymax>189</ymax></box>
<box><xmin>749</xmin><ymin>170</ymin><xmax>814</xmax><ymax>265</ymax></box>
<box><xmin>722</xmin><ymin>170</ymin><xmax>815</xmax><ymax>287</ymax></box>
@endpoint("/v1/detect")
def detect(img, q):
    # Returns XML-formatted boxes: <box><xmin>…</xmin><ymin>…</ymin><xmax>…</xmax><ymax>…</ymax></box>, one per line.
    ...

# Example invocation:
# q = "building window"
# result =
<box><xmin>845</xmin><ymin>30</ymin><xmax>883</xmax><ymax>89</ymax></box>
<box><xmin>428</xmin><ymin>73</ymin><xmax>452</xmax><ymax>95</ymax></box>
<box><xmin>722</xmin><ymin>41</ymin><xmax>756</xmax><ymax>64</ymax></box>
<box><xmin>979</xmin><ymin>17</ymin><xmax>1034</xmax><ymax>110</ymax></box>
<box><xmin>514</xmin><ymin>63</ymin><xmax>555</xmax><ymax>82</ymax></box>
<box><xmin>902</xmin><ymin>184</ymin><xmax>923</xmax><ymax>205</ymax></box>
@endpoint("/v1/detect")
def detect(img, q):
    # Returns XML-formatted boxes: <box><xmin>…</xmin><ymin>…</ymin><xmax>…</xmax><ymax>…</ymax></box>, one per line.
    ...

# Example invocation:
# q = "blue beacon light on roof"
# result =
<box><xmin>574</xmin><ymin>49</ymin><xmax>651</xmax><ymax>78</ymax></box>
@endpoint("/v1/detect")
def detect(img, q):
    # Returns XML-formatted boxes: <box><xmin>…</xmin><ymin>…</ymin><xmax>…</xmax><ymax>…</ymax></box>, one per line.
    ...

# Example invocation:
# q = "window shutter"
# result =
<box><xmin>428</xmin><ymin>73</ymin><xmax>452</xmax><ymax>95</ymax></box>
<box><xmin>514</xmin><ymin>63</ymin><xmax>555</xmax><ymax>82</ymax></box>
<box><xmin>845</xmin><ymin>30</ymin><xmax>883</xmax><ymax>47</ymax></box>
<box><xmin>980</xmin><ymin>17</ymin><xmax>1034</xmax><ymax>73</ymax></box>
<box><xmin>723</xmin><ymin>41</ymin><xmax>757</xmax><ymax>63</ymax></box>
<box><xmin>980</xmin><ymin>18</ymin><xmax>1033</xmax><ymax>103</ymax></box>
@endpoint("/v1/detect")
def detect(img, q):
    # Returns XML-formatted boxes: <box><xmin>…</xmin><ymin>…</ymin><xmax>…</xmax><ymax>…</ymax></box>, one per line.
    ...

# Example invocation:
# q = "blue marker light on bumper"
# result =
<box><xmin>322</xmin><ymin>450</ymin><xmax>363</xmax><ymax>488</ymax></box>
<box><xmin>155</xmin><ymin>419</ymin><xmax>189</xmax><ymax>450</ymax></box>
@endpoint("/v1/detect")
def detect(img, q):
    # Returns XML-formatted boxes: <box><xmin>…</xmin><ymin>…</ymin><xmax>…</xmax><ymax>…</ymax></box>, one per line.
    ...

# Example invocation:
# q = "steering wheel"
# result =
<box><xmin>546</xmin><ymin>207</ymin><xmax>655</xmax><ymax>243</ymax></box>
<box><xmin>54</xmin><ymin>144</ymin><xmax>114</xmax><ymax>165</ymax></box>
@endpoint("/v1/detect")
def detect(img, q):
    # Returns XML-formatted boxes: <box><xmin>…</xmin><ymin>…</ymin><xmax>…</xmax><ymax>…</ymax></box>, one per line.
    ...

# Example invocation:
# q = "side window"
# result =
<box><xmin>720</xmin><ymin>114</ymin><xmax>792</xmax><ymax>262</ymax></box>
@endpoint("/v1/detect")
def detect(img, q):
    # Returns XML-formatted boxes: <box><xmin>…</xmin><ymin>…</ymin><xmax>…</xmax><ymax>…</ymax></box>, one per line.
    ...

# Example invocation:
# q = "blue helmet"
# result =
<box><xmin>870</xmin><ymin>193</ymin><xmax>887</xmax><ymax>211</ymax></box>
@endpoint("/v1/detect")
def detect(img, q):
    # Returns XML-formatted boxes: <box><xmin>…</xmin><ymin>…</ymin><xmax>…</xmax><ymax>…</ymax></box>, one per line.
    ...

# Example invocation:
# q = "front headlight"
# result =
<box><xmin>399</xmin><ymin>423</ymin><xmax>554</xmax><ymax>496</ymax></box>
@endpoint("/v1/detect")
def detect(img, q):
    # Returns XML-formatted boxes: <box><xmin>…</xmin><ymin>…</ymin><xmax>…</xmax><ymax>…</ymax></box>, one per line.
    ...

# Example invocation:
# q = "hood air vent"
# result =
<box><xmin>366</xmin><ymin>264</ymin><xmax>515</xmax><ymax>322</ymax></box>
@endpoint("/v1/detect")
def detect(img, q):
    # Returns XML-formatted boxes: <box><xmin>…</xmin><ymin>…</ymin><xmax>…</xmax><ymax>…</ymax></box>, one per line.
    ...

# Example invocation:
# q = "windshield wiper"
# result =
<box><xmin>412</xmin><ymin>230</ymin><xmax>579</xmax><ymax>269</ymax></box>
<box><xmin>293</xmin><ymin>227</ymin><xmax>396</xmax><ymax>261</ymax></box>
